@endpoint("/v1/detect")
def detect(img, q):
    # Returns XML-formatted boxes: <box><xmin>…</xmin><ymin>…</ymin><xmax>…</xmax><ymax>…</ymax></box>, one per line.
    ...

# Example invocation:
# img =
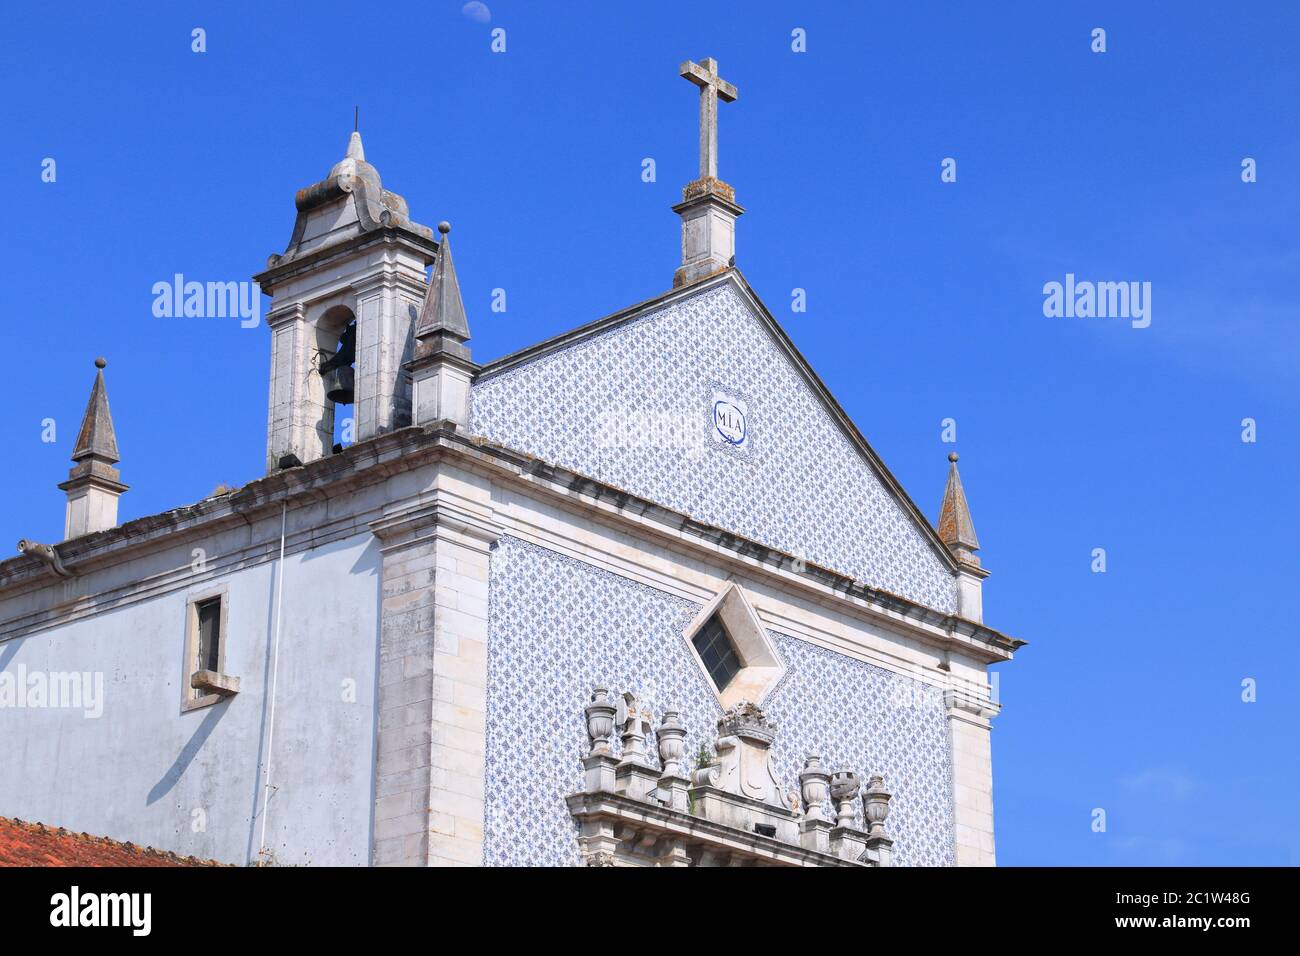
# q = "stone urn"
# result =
<box><xmin>799</xmin><ymin>755</ymin><xmax>832</xmax><ymax>822</ymax></box>
<box><xmin>584</xmin><ymin>686</ymin><xmax>616</xmax><ymax>756</ymax></box>
<box><xmin>657</xmin><ymin>710</ymin><xmax>688</xmax><ymax>776</ymax></box>
<box><xmin>830</xmin><ymin>770</ymin><xmax>860</xmax><ymax>829</ymax></box>
<box><xmin>863</xmin><ymin>773</ymin><xmax>892</xmax><ymax>838</ymax></box>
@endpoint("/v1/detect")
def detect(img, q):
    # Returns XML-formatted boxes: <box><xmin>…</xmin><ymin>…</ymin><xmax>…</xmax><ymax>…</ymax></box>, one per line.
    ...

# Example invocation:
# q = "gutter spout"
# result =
<box><xmin>16</xmin><ymin>540</ymin><xmax>73</xmax><ymax>578</ymax></box>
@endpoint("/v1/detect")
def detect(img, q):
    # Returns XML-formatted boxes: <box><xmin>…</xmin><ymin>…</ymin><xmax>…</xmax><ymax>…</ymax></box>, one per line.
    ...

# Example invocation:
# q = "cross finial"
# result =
<box><xmin>679</xmin><ymin>57</ymin><xmax>738</xmax><ymax>180</ymax></box>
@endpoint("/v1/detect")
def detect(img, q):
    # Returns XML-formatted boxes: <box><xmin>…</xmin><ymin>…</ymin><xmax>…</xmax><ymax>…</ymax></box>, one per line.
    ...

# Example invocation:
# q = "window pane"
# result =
<box><xmin>196</xmin><ymin>599</ymin><xmax>221</xmax><ymax>674</ymax></box>
<box><xmin>691</xmin><ymin>615</ymin><xmax>742</xmax><ymax>690</ymax></box>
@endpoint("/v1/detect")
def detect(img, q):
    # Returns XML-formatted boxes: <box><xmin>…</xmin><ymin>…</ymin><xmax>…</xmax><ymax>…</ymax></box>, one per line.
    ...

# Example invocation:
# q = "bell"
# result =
<box><xmin>319</xmin><ymin>320</ymin><xmax>357</xmax><ymax>404</ymax></box>
<box><xmin>322</xmin><ymin>365</ymin><xmax>355</xmax><ymax>405</ymax></box>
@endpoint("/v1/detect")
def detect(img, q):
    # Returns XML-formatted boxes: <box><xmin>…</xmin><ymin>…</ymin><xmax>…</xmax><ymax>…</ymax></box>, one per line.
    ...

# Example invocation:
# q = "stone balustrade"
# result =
<box><xmin>567</xmin><ymin>688</ymin><xmax>895</xmax><ymax>867</ymax></box>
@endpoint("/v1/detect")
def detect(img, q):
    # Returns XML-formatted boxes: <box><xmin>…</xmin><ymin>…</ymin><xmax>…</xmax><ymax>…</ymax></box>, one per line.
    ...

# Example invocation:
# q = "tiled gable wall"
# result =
<box><xmin>470</xmin><ymin>283</ymin><xmax>957</xmax><ymax>614</ymax></box>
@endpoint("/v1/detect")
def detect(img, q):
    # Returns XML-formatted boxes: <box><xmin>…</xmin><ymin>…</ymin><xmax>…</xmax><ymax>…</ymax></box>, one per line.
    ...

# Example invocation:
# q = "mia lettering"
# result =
<box><xmin>713</xmin><ymin>400</ymin><xmax>747</xmax><ymax>445</ymax></box>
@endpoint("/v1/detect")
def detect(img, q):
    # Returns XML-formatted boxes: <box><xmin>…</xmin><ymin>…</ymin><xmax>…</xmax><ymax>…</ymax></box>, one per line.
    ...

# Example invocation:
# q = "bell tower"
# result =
<box><xmin>254</xmin><ymin>130</ymin><xmax>438</xmax><ymax>472</ymax></box>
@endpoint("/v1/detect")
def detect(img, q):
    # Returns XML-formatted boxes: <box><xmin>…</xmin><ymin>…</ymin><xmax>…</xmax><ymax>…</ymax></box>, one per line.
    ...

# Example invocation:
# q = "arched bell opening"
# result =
<box><xmin>319</xmin><ymin>319</ymin><xmax>356</xmax><ymax>406</ymax></box>
<box><xmin>312</xmin><ymin>305</ymin><xmax>356</xmax><ymax>454</ymax></box>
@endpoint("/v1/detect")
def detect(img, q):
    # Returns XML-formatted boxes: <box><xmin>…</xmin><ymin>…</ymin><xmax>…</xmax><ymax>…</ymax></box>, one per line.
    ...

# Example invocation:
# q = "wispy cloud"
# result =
<box><xmin>1119</xmin><ymin>765</ymin><xmax>1201</xmax><ymax>801</ymax></box>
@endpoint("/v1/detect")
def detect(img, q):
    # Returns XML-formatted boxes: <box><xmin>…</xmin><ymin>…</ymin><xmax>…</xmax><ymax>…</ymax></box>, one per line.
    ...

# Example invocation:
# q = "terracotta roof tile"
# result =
<box><xmin>0</xmin><ymin>816</ymin><xmax>226</xmax><ymax>867</ymax></box>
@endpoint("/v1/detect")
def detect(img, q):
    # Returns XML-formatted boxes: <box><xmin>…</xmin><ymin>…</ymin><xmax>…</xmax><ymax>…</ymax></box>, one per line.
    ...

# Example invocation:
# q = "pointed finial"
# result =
<box><xmin>345</xmin><ymin>129</ymin><xmax>365</xmax><ymax>162</ymax></box>
<box><xmin>414</xmin><ymin>220</ymin><xmax>470</xmax><ymax>352</ymax></box>
<box><xmin>72</xmin><ymin>359</ymin><xmax>120</xmax><ymax>464</ymax></box>
<box><xmin>354</xmin><ymin>105</ymin><xmax>359</xmax><ymax>133</ymax></box>
<box><xmin>407</xmin><ymin>220</ymin><xmax>473</xmax><ymax>427</ymax></box>
<box><xmin>937</xmin><ymin>452</ymin><xmax>980</xmax><ymax>566</ymax></box>
<box><xmin>59</xmin><ymin>358</ymin><xmax>128</xmax><ymax>539</ymax></box>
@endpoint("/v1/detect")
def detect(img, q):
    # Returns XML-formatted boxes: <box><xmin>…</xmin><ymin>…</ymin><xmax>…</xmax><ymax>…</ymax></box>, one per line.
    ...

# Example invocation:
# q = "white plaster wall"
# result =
<box><xmin>0</xmin><ymin>531</ymin><xmax>381</xmax><ymax>866</ymax></box>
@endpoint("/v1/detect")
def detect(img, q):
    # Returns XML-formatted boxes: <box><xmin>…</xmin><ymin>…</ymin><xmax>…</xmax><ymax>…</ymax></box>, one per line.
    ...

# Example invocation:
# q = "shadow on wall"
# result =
<box><xmin>146</xmin><ymin>700</ymin><xmax>230</xmax><ymax>805</ymax></box>
<box><xmin>0</xmin><ymin>636</ymin><xmax>26</xmax><ymax>673</ymax></box>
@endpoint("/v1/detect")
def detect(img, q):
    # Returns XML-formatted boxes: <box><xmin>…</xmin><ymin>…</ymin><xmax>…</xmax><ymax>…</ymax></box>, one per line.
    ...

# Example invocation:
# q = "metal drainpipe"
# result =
<box><xmin>256</xmin><ymin>501</ymin><xmax>288</xmax><ymax>864</ymax></box>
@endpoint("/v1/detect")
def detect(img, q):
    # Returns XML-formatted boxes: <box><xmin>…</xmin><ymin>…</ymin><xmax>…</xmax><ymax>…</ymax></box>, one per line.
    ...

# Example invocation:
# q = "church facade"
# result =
<box><xmin>0</xmin><ymin>60</ymin><xmax>1021</xmax><ymax>867</ymax></box>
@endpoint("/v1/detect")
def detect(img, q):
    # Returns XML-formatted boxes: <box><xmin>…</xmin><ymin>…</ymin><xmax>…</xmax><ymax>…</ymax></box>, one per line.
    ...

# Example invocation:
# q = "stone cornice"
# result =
<box><xmin>406</xmin><ymin>349</ymin><xmax>479</xmax><ymax>376</ymax></box>
<box><xmin>0</xmin><ymin>424</ymin><xmax>1024</xmax><ymax>661</ymax></box>
<box><xmin>56</xmin><ymin>473</ymin><xmax>129</xmax><ymax>495</ymax></box>
<box><xmin>670</xmin><ymin>189</ymin><xmax>745</xmax><ymax>218</ymax></box>
<box><xmin>349</xmin><ymin>266</ymin><xmax>429</xmax><ymax>300</ymax></box>
<box><xmin>944</xmin><ymin>687</ymin><xmax>1001</xmax><ymax>721</ymax></box>
<box><xmin>252</xmin><ymin>227</ymin><xmax>438</xmax><ymax>295</ymax></box>
<box><xmin>0</xmin><ymin>427</ymin><xmax>437</xmax><ymax>597</ymax></box>
<box><xmin>565</xmin><ymin>790</ymin><xmax>860</xmax><ymax>868</ymax></box>
<box><xmin>264</xmin><ymin>301</ymin><xmax>307</xmax><ymax>328</ymax></box>
<box><xmin>369</xmin><ymin>498</ymin><xmax>503</xmax><ymax>551</ymax></box>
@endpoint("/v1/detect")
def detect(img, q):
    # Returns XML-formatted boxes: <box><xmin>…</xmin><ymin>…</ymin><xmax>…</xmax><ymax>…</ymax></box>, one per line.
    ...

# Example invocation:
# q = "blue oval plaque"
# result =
<box><xmin>713</xmin><ymin>400</ymin><xmax>747</xmax><ymax>445</ymax></box>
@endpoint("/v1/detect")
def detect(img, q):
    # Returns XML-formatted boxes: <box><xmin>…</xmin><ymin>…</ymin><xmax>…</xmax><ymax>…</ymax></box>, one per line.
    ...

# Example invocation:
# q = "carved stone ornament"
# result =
<box><xmin>616</xmin><ymin>691</ymin><xmax>653</xmax><ymax>767</ymax></box>
<box><xmin>830</xmin><ymin>770</ymin><xmax>860</xmax><ymax>829</ymax></box>
<box><xmin>584</xmin><ymin>686</ymin><xmax>617</xmax><ymax>756</ymax></box>
<box><xmin>863</xmin><ymin>773</ymin><xmax>892</xmax><ymax>838</ymax></box>
<box><xmin>566</xmin><ymin>688</ymin><xmax>897</xmax><ymax>867</ymax></box>
<box><xmin>712</xmin><ymin>700</ymin><xmax>784</xmax><ymax>807</ymax></box>
<box><xmin>799</xmin><ymin>754</ymin><xmax>832</xmax><ymax>822</ymax></box>
<box><xmin>716</xmin><ymin>699</ymin><xmax>776</xmax><ymax>744</ymax></box>
<box><xmin>657</xmin><ymin>710</ymin><xmax>688</xmax><ymax>777</ymax></box>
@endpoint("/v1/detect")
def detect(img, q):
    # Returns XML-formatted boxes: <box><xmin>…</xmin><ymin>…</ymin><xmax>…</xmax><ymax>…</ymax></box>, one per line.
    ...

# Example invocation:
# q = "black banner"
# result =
<box><xmin>0</xmin><ymin>865</ymin><xmax>1281</xmax><ymax>942</ymax></box>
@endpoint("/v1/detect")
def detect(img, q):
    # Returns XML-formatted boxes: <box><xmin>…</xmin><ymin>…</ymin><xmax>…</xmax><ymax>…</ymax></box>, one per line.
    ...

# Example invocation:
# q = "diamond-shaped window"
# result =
<box><xmin>683</xmin><ymin>583</ymin><xmax>786</xmax><ymax>707</ymax></box>
<box><xmin>692</xmin><ymin>615</ymin><xmax>743</xmax><ymax>691</ymax></box>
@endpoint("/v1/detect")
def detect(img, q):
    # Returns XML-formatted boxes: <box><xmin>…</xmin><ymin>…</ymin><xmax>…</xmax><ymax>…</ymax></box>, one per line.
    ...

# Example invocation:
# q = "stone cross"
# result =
<box><xmin>679</xmin><ymin>57</ymin><xmax>738</xmax><ymax>180</ymax></box>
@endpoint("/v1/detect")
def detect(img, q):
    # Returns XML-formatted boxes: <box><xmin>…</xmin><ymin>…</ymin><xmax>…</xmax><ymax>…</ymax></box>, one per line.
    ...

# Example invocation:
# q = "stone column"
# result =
<box><xmin>369</xmin><ymin>498</ymin><xmax>501</xmax><ymax>866</ymax></box>
<box><xmin>265</xmin><ymin>302</ymin><xmax>332</xmax><ymax>471</ymax></box>
<box><xmin>944</xmin><ymin>687</ymin><xmax>999</xmax><ymax>866</ymax></box>
<box><xmin>352</xmin><ymin>269</ymin><xmax>424</xmax><ymax>442</ymax></box>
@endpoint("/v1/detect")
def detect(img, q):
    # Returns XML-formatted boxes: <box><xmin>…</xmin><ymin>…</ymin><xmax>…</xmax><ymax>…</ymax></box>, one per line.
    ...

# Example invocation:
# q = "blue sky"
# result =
<box><xmin>4</xmin><ymin>1</ymin><xmax>1297</xmax><ymax>865</ymax></box>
